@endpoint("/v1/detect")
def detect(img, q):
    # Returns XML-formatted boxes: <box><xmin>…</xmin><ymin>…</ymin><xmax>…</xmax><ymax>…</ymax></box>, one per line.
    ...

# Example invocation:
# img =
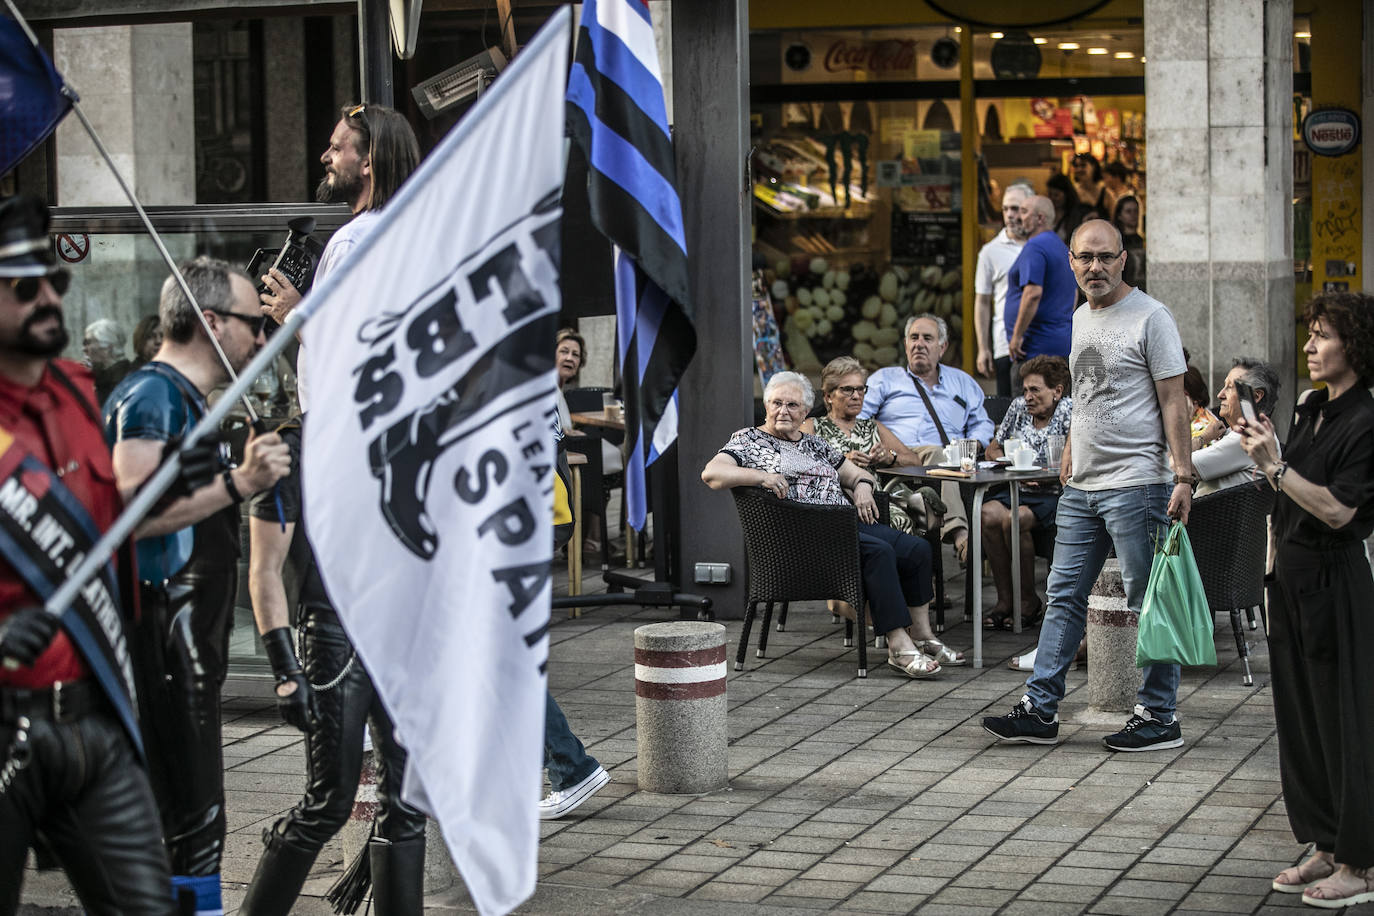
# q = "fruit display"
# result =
<box><xmin>764</xmin><ymin>255</ymin><xmax>963</xmax><ymax>372</ymax></box>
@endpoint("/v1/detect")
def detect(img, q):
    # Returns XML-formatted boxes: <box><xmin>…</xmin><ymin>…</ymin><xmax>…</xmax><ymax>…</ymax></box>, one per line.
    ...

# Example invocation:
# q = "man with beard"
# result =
<box><xmin>258</xmin><ymin>102</ymin><xmax>420</xmax><ymax>412</ymax></box>
<box><xmin>984</xmin><ymin>219</ymin><xmax>1196</xmax><ymax>753</ymax></box>
<box><xmin>0</xmin><ymin>194</ymin><xmax>176</xmax><ymax>914</ymax></box>
<box><xmin>974</xmin><ymin>182</ymin><xmax>1031</xmax><ymax>396</ymax></box>
<box><xmin>105</xmin><ymin>256</ymin><xmax>290</xmax><ymax>916</ymax></box>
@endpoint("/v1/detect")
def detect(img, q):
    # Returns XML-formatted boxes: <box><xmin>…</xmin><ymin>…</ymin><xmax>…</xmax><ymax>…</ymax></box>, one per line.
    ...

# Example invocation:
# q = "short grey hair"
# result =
<box><xmin>904</xmin><ymin>313</ymin><xmax>949</xmax><ymax>347</ymax></box>
<box><xmin>764</xmin><ymin>371</ymin><xmax>815</xmax><ymax>410</ymax></box>
<box><xmin>1231</xmin><ymin>356</ymin><xmax>1281</xmax><ymax>417</ymax></box>
<box><xmin>83</xmin><ymin>318</ymin><xmax>125</xmax><ymax>348</ymax></box>
<box><xmin>160</xmin><ymin>255</ymin><xmax>247</xmax><ymax>344</ymax></box>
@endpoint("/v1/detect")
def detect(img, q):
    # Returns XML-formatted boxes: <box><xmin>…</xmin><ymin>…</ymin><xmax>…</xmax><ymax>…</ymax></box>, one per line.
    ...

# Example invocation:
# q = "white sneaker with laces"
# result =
<box><xmin>539</xmin><ymin>765</ymin><xmax>609</xmax><ymax>820</ymax></box>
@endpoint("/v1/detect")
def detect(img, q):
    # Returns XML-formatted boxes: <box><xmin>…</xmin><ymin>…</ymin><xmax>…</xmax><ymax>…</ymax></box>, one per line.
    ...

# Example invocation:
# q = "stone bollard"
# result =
<box><xmin>1086</xmin><ymin>558</ymin><xmax>1139</xmax><ymax>713</ymax></box>
<box><xmin>634</xmin><ymin>621</ymin><xmax>728</xmax><ymax>794</ymax></box>
<box><xmin>339</xmin><ymin>726</ymin><xmax>460</xmax><ymax>895</ymax></box>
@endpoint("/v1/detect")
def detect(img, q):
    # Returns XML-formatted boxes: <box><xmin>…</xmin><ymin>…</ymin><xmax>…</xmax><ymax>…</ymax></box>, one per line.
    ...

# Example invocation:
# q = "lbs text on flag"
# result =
<box><xmin>297</xmin><ymin>9</ymin><xmax>570</xmax><ymax>915</ymax></box>
<box><xmin>567</xmin><ymin>0</ymin><xmax>696</xmax><ymax>531</ymax></box>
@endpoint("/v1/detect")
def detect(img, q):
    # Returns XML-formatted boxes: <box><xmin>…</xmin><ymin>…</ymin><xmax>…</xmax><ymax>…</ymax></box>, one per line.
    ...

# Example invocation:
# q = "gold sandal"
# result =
<box><xmin>917</xmin><ymin>638</ymin><xmax>966</xmax><ymax>667</ymax></box>
<box><xmin>887</xmin><ymin>649</ymin><xmax>940</xmax><ymax>679</ymax></box>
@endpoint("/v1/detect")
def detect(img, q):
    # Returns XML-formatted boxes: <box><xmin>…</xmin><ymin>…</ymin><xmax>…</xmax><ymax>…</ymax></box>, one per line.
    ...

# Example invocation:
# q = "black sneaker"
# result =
<box><xmin>1103</xmin><ymin>705</ymin><xmax>1183</xmax><ymax>752</ymax></box>
<box><xmin>983</xmin><ymin>696</ymin><xmax>1060</xmax><ymax>745</ymax></box>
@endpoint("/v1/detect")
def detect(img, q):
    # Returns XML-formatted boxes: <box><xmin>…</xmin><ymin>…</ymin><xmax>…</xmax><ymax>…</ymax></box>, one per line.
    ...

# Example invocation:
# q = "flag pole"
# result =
<box><xmin>3</xmin><ymin>0</ymin><xmax>261</xmax><ymax>424</ymax></box>
<box><xmin>39</xmin><ymin>306</ymin><xmax>307</xmax><ymax>621</ymax></box>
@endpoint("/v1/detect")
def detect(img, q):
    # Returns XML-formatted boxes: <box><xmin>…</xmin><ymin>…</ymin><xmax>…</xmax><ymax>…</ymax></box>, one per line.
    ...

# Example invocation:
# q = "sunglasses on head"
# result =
<box><xmin>8</xmin><ymin>269</ymin><xmax>71</xmax><ymax>303</ymax></box>
<box><xmin>209</xmin><ymin>309</ymin><xmax>268</xmax><ymax>336</ymax></box>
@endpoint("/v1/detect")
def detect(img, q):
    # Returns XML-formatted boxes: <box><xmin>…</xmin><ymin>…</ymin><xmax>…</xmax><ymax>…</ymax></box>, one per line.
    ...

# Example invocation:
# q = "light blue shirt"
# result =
<box><xmin>861</xmin><ymin>365</ymin><xmax>995</xmax><ymax>447</ymax></box>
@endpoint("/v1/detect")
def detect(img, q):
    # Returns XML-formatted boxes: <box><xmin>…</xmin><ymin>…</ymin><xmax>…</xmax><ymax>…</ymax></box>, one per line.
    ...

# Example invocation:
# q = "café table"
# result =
<box><xmin>881</xmin><ymin>461</ymin><xmax>1061</xmax><ymax>668</ymax></box>
<box><xmin>569</xmin><ymin>409</ymin><xmax>626</xmax><ymax>432</ymax></box>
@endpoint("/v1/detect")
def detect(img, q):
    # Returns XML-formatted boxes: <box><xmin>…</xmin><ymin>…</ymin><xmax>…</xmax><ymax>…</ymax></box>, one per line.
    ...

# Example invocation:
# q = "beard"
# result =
<box><xmin>13</xmin><ymin>305</ymin><xmax>69</xmax><ymax>357</ymax></box>
<box><xmin>315</xmin><ymin>169</ymin><xmax>363</xmax><ymax>205</ymax></box>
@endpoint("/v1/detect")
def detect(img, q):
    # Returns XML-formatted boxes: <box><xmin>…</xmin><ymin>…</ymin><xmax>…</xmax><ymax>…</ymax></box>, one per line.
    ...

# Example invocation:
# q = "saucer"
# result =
<box><xmin>1007</xmin><ymin>464</ymin><xmax>1042</xmax><ymax>472</ymax></box>
<box><xmin>938</xmin><ymin>460</ymin><xmax>963</xmax><ymax>469</ymax></box>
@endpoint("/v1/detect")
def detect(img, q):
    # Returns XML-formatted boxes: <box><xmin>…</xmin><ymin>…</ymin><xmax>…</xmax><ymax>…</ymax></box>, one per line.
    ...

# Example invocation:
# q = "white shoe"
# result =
<box><xmin>1009</xmin><ymin>647</ymin><xmax>1037</xmax><ymax>672</ymax></box>
<box><xmin>539</xmin><ymin>765</ymin><xmax>609</xmax><ymax>820</ymax></box>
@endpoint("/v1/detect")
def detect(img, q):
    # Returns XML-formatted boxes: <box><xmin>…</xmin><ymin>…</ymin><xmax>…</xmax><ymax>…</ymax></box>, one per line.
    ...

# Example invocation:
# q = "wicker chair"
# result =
<box><xmin>1186</xmin><ymin>482</ymin><xmax>1276</xmax><ymax>686</ymax></box>
<box><xmin>730</xmin><ymin>487</ymin><xmax>873</xmax><ymax>678</ymax></box>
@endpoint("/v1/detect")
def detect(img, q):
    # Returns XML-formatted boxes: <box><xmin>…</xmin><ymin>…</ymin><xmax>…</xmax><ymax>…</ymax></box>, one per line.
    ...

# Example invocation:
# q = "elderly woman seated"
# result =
<box><xmin>1189</xmin><ymin>356</ymin><xmax>1281</xmax><ymax>495</ymax></box>
<box><xmin>981</xmin><ymin>355</ymin><xmax>1073</xmax><ymax>630</ymax></box>
<box><xmin>702</xmin><ymin>371</ymin><xmax>965</xmax><ymax>678</ymax></box>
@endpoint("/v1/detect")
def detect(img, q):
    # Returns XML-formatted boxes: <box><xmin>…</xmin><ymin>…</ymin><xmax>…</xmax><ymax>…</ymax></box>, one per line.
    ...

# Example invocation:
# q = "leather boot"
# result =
<box><xmin>237</xmin><ymin>831</ymin><xmax>319</xmax><ymax>916</ymax></box>
<box><xmin>368</xmin><ymin>835</ymin><xmax>425</xmax><ymax>916</ymax></box>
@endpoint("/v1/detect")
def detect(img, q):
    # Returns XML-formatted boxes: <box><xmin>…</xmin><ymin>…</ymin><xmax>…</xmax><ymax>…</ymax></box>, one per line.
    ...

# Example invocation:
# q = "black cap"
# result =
<box><xmin>0</xmin><ymin>194</ymin><xmax>56</xmax><ymax>278</ymax></box>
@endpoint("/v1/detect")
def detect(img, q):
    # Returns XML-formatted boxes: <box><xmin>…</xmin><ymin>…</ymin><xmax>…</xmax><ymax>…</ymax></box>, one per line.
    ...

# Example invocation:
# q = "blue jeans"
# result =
<box><xmin>544</xmin><ymin>691</ymin><xmax>600</xmax><ymax>791</ymax></box>
<box><xmin>1026</xmin><ymin>483</ymin><xmax>1181</xmax><ymax>720</ymax></box>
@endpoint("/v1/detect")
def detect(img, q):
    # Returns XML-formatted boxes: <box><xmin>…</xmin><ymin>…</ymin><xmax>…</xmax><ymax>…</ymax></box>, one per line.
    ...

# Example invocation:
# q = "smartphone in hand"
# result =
<box><xmin>1234</xmin><ymin>380</ymin><xmax>1258</xmax><ymax>423</ymax></box>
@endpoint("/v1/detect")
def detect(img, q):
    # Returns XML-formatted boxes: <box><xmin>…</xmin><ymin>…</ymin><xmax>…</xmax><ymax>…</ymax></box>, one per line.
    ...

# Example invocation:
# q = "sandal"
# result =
<box><xmin>1273</xmin><ymin>852</ymin><xmax>1335</xmax><ymax>894</ymax></box>
<box><xmin>1301</xmin><ymin>866</ymin><xmax>1374</xmax><ymax>908</ymax></box>
<box><xmin>953</xmin><ymin>532</ymin><xmax>970</xmax><ymax>567</ymax></box>
<box><xmin>917</xmin><ymin>638</ymin><xmax>966</xmax><ymax>667</ymax></box>
<box><xmin>983</xmin><ymin>607</ymin><xmax>1012</xmax><ymax>630</ymax></box>
<box><xmin>1020</xmin><ymin>596</ymin><xmax>1045</xmax><ymax>628</ymax></box>
<box><xmin>887</xmin><ymin>649</ymin><xmax>940</xmax><ymax>679</ymax></box>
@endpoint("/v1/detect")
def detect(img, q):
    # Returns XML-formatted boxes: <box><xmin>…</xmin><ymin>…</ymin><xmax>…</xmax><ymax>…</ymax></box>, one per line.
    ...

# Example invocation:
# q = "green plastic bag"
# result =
<box><xmin>1135</xmin><ymin>522</ymin><xmax>1218</xmax><ymax>668</ymax></box>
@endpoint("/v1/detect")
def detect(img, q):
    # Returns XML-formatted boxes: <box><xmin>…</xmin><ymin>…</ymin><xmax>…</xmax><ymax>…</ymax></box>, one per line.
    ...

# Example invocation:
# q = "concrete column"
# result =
<box><xmin>673</xmin><ymin>0</ymin><xmax>752</xmax><ymax>616</ymax></box>
<box><xmin>265</xmin><ymin>19</ymin><xmax>308</xmax><ymax>203</ymax></box>
<box><xmin>1146</xmin><ymin>0</ymin><xmax>1295</xmax><ymax>426</ymax></box>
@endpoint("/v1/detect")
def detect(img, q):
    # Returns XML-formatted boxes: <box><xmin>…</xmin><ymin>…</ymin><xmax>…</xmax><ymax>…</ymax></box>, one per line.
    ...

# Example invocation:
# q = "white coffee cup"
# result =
<box><xmin>1013</xmin><ymin>446</ymin><xmax>1036</xmax><ymax>469</ymax></box>
<box><xmin>1003</xmin><ymin>437</ymin><xmax>1023</xmax><ymax>458</ymax></box>
<box><xmin>944</xmin><ymin>444</ymin><xmax>960</xmax><ymax>465</ymax></box>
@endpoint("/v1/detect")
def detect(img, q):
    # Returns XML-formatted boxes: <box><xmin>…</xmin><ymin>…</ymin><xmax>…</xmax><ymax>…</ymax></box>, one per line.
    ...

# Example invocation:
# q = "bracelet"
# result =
<box><xmin>1172</xmin><ymin>473</ymin><xmax>1198</xmax><ymax>488</ymax></box>
<box><xmin>1271</xmin><ymin>462</ymin><xmax>1288</xmax><ymax>492</ymax></box>
<box><xmin>222</xmin><ymin>469</ymin><xmax>244</xmax><ymax>504</ymax></box>
<box><xmin>855</xmin><ymin>478</ymin><xmax>875</xmax><ymax>489</ymax></box>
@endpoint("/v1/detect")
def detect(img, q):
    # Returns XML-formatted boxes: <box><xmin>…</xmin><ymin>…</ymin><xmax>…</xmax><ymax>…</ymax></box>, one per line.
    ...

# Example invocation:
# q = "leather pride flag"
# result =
<box><xmin>0</xmin><ymin>12</ymin><xmax>73</xmax><ymax>176</ymax></box>
<box><xmin>566</xmin><ymin>0</ymin><xmax>696</xmax><ymax>531</ymax></box>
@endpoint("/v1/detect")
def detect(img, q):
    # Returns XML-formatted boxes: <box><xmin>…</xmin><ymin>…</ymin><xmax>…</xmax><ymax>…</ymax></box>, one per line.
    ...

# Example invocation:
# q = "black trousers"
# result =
<box><xmin>858</xmin><ymin>522</ymin><xmax>934</xmax><ymax>635</ymax></box>
<box><xmin>136</xmin><ymin>565</ymin><xmax>237</xmax><ymax>877</ymax></box>
<box><xmin>269</xmin><ymin>605</ymin><xmax>425</xmax><ymax>851</ymax></box>
<box><xmin>1268</xmin><ymin>541</ymin><xmax>1374</xmax><ymax>868</ymax></box>
<box><xmin>0</xmin><ymin>703</ymin><xmax>174</xmax><ymax>915</ymax></box>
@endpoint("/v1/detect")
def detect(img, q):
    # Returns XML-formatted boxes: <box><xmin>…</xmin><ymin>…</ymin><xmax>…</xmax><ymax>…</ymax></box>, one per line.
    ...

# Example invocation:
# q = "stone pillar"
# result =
<box><xmin>672</xmin><ymin>0</ymin><xmax>752</xmax><ymax>616</ymax></box>
<box><xmin>1146</xmin><ymin>0</ymin><xmax>1296</xmax><ymax>429</ymax></box>
<box><xmin>1085</xmin><ymin>559</ymin><xmax>1138</xmax><ymax>714</ymax></box>
<box><xmin>265</xmin><ymin>19</ymin><xmax>308</xmax><ymax>203</ymax></box>
<box><xmin>635</xmin><ymin>622</ymin><xmax>728</xmax><ymax>794</ymax></box>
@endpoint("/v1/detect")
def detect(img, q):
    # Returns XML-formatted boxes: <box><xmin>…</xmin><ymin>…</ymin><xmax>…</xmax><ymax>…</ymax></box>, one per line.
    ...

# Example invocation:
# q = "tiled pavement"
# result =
<box><xmin>18</xmin><ymin>545</ymin><xmax>1374</xmax><ymax>915</ymax></box>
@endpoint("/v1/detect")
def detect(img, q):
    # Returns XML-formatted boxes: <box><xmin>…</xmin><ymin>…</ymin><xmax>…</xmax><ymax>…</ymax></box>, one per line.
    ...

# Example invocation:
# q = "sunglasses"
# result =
<box><xmin>209</xmin><ymin>309</ymin><xmax>268</xmax><ymax>336</ymax></box>
<box><xmin>346</xmin><ymin>103</ymin><xmax>371</xmax><ymax>136</ymax></box>
<box><xmin>8</xmin><ymin>269</ymin><xmax>71</xmax><ymax>303</ymax></box>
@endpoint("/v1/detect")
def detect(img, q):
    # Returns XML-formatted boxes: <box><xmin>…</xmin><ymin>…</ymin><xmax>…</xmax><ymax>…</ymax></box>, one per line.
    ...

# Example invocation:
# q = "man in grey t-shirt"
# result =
<box><xmin>985</xmin><ymin>219</ymin><xmax>1197</xmax><ymax>752</ymax></box>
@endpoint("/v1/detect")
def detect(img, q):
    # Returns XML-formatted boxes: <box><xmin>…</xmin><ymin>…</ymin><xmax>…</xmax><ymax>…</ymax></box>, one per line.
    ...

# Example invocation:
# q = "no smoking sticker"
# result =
<box><xmin>56</xmin><ymin>233</ymin><xmax>89</xmax><ymax>263</ymax></box>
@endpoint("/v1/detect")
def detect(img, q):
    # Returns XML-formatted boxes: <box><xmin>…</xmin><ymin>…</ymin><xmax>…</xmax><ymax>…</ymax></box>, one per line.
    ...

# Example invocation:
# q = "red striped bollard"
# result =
<box><xmin>633</xmin><ymin>622</ymin><xmax>728</xmax><ymax>794</ymax></box>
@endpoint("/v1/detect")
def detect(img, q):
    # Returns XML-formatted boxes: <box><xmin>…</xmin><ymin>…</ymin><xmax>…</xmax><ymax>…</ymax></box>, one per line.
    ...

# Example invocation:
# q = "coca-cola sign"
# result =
<box><xmin>823</xmin><ymin>39</ymin><xmax>917</xmax><ymax>75</ymax></box>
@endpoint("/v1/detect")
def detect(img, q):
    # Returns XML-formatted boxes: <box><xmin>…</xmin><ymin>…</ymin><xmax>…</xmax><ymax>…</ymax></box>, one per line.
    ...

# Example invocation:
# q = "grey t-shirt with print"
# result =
<box><xmin>1067</xmin><ymin>288</ymin><xmax>1186</xmax><ymax>491</ymax></box>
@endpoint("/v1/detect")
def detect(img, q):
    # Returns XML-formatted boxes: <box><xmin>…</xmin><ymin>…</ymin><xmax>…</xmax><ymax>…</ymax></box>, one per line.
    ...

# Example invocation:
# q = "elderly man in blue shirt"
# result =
<box><xmin>862</xmin><ymin>313</ymin><xmax>995</xmax><ymax>562</ymax></box>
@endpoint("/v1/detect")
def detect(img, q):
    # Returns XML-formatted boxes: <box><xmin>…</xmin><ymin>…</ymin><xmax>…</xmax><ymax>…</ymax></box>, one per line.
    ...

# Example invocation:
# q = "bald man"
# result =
<box><xmin>1005</xmin><ymin>195</ymin><xmax>1077</xmax><ymax>381</ymax></box>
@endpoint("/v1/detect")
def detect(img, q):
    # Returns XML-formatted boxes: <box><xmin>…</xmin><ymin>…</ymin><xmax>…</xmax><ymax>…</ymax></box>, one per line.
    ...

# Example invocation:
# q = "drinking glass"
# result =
<box><xmin>958</xmin><ymin>438</ymin><xmax>978</xmax><ymax>472</ymax></box>
<box><xmin>1046</xmin><ymin>434</ymin><xmax>1066</xmax><ymax>469</ymax></box>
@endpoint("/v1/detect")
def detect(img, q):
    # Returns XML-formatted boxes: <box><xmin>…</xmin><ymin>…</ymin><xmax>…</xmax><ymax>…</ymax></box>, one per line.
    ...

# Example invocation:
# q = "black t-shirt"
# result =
<box><xmin>248</xmin><ymin>417</ymin><xmax>331</xmax><ymax>609</ymax></box>
<box><xmin>1274</xmin><ymin>385</ymin><xmax>1374</xmax><ymax>549</ymax></box>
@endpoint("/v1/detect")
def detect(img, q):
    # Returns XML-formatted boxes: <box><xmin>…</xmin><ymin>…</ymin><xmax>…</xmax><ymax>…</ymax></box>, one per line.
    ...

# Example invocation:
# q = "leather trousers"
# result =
<box><xmin>268</xmin><ymin>604</ymin><xmax>425</xmax><ymax>852</ymax></box>
<box><xmin>0</xmin><ymin>704</ymin><xmax>175</xmax><ymax>915</ymax></box>
<box><xmin>136</xmin><ymin>565</ymin><xmax>237</xmax><ymax>878</ymax></box>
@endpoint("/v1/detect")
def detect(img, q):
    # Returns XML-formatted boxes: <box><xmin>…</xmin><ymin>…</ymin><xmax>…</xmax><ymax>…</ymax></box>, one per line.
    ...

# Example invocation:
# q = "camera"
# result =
<box><xmin>248</xmin><ymin>216</ymin><xmax>324</xmax><ymax>304</ymax></box>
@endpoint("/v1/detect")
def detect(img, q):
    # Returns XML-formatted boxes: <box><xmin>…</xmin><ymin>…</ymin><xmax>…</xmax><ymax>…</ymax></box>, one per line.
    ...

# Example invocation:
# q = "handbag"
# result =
<box><xmin>1135</xmin><ymin>521</ymin><xmax>1218</xmax><ymax>667</ymax></box>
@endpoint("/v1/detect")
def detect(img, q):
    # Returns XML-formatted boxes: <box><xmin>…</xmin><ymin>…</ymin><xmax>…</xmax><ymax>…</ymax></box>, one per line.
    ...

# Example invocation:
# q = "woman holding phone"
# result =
<box><xmin>1239</xmin><ymin>292</ymin><xmax>1374</xmax><ymax>907</ymax></box>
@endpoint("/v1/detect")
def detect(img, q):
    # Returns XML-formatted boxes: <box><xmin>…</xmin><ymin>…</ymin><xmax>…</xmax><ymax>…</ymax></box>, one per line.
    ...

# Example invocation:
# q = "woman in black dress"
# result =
<box><xmin>1240</xmin><ymin>292</ymin><xmax>1374</xmax><ymax>907</ymax></box>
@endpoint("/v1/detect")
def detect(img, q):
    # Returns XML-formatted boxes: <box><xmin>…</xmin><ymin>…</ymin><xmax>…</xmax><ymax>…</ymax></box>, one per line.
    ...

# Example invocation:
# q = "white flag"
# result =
<box><xmin>299</xmin><ymin>10</ymin><xmax>570</xmax><ymax>914</ymax></box>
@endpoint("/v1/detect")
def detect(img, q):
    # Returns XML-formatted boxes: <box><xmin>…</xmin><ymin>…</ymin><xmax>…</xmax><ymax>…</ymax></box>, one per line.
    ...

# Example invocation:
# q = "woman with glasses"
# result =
<box><xmin>801</xmin><ymin>357</ymin><xmax>929</xmax><ymax>534</ymax></box>
<box><xmin>1240</xmin><ymin>292</ymin><xmax>1374</xmax><ymax>907</ymax></box>
<box><xmin>703</xmin><ymin>371</ymin><xmax>964</xmax><ymax>678</ymax></box>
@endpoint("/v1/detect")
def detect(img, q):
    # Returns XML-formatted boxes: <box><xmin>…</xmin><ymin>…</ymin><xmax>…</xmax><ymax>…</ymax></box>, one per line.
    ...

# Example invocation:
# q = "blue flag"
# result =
<box><xmin>0</xmin><ymin>14</ymin><xmax>72</xmax><ymax>176</ymax></box>
<box><xmin>566</xmin><ymin>0</ymin><xmax>695</xmax><ymax>531</ymax></box>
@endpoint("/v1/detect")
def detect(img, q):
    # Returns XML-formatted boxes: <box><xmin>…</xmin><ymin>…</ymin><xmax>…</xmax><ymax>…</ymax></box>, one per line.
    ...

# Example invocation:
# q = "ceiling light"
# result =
<box><xmin>1058</xmin><ymin>42</ymin><xmax>1080</xmax><ymax>50</ymax></box>
<box><xmin>1114</xmin><ymin>51</ymin><xmax>1135</xmax><ymax>59</ymax></box>
<box><xmin>1295</xmin><ymin>30</ymin><xmax>1311</xmax><ymax>38</ymax></box>
<box><xmin>954</xmin><ymin>26</ymin><xmax>962</xmax><ymax>33</ymax></box>
<box><xmin>1140</xmin><ymin>56</ymin><xmax>1147</xmax><ymax>62</ymax></box>
<box><xmin>990</xmin><ymin>32</ymin><xmax>1004</xmax><ymax>39</ymax></box>
<box><xmin>1087</xmin><ymin>47</ymin><xmax>1108</xmax><ymax>54</ymax></box>
<box><xmin>1033</xmin><ymin>37</ymin><xmax>1048</xmax><ymax>45</ymax></box>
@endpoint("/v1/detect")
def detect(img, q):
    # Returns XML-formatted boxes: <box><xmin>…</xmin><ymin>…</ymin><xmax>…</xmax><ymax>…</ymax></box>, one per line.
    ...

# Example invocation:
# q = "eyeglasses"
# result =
<box><xmin>1071</xmin><ymin>250</ymin><xmax>1123</xmax><ymax>267</ymax></box>
<box><xmin>8</xmin><ymin>269</ymin><xmax>71</xmax><ymax>303</ymax></box>
<box><xmin>766</xmin><ymin>399</ymin><xmax>805</xmax><ymax>413</ymax></box>
<box><xmin>834</xmin><ymin>385</ymin><xmax>868</xmax><ymax>397</ymax></box>
<box><xmin>210</xmin><ymin>309</ymin><xmax>268</xmax><ymax>336</ymax></box>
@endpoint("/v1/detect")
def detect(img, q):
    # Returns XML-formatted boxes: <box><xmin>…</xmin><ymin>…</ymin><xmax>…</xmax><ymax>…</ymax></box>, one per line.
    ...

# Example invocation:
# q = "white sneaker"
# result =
<box><xmin>539</xmin><ymin>765</ymin><xmax>609</xmax><ymax>820</ymax></box>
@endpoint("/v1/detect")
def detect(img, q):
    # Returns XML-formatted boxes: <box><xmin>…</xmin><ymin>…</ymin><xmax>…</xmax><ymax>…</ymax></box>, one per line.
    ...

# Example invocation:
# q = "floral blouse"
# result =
<box><xmin>995</xmin><ymin>395</ymin><xmax>1073</xmax><ymax>465</ymax></box>
<box><xmin>812</xmin><ymin>416</ymin><xmax>882</xmax><ymax>459</ymax></box>
<box><xmin>720</xmin><ymin>426</ymin><xmax>848</xmax><ymax>506</ymax></box>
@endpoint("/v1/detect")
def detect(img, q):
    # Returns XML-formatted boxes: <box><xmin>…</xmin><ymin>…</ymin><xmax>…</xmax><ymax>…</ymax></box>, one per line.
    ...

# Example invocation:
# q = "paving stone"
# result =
<box><xmin>834</xmin><ymin>890</ymin><xmax>929</xmax><ymax>913</ymax></box>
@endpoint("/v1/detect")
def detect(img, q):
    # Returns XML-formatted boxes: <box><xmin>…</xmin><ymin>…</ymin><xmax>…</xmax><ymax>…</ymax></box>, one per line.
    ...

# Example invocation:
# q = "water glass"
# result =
<box><xmin>958</xmin><ymin>438</ymin><xmax>978</xmax><ymax>472</ymax></box>
<box><xmin>1046</xmin><ymin>434</ymin><xmax>1066</xmax><ymax>469</ymax></box>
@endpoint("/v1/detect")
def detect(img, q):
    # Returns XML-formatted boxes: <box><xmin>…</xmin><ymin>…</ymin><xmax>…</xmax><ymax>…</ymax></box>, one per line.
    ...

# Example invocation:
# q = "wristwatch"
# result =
<box><xmin>1172</xmin><ymin>473</ymin><xmax>1198</xmax><ymax>488</ymax></box>
<box><xmin>1271</xmin><ymin>462</ymin><xmax>1289</xmax><ymax>492</ymax></box>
